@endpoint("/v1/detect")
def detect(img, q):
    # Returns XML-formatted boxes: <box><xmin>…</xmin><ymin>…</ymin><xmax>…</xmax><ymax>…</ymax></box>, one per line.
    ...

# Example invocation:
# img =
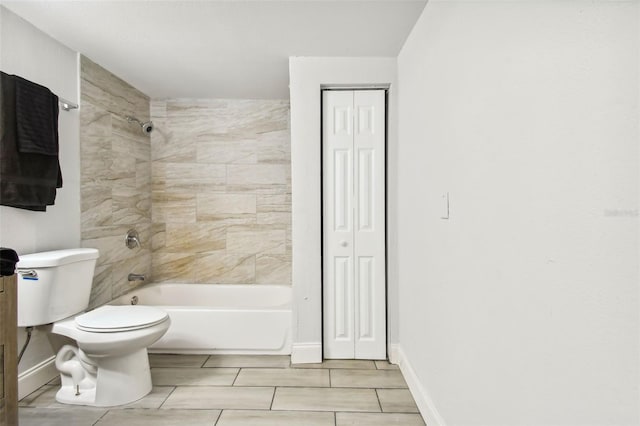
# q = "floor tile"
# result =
<box><xmin>292</xmin><ymin>359</ymin><xmax>376</xmax><ymax>369</ymax></box>
<box><xmin>330</xmin><ymin>369</ymin><xmax>407</xmax><ymax>388</ymax></box>
<box><xmin>20</xmin><ymin>385</ymin><xmax>174</xmax><ymax>409</ymax></box>
<box><xmin>47</xmin><ymin>376</ymin><xmax>62</xmax><ymax>385</ymax></box>
<box><xmin>374</xmin><ymin>360</ymin><xmax>399</xmax><ymax>370</ymax></box>
<box><xmin>162</xmin><ymin>386</ymin><xmax>274</xmax><ymax>409</ymax></box>
<box><xmin>149</xmin><ymin>354</ymin><xmax>209</xmax><ymax>368</ymax></box>
<box><xmin>19</xmin><ymin>385</ymin><xmax>59</xmax><ymax>407</ymax></box>
<box><xmin>204</xmin><ymin>354</ymin><xmax>291</xmax><ymax>368</ymax></box>
<box><xmin>217</xmin><ymin>409</ymin><xmax>334</xmax><ymax>426</ymax></box>
<box><xmin>377</xmin><ymin>388</ymin><xmax>419</xmax><ymax>413</ymax></box>
<box><xmin>272</xmin><ymin>387</ymin><xmax>380</xmax><ymax>412</ymax></box>
<box><xmin>151</xmin><ymin>367</ymin><xmax>238</xmax><ymax>385</ymax></box>
<box><xmin>96</xmin><ymin>408</ymin><xmax>221</xmax><ymax>425</ymax></box>
<box><xmin>122</xmin><ymin>386</ymin><xmax>175</xmax><ymax>409</ymax></box>
<box><xmin>19</xmin><ymin>407</ymin><xmax>107</xmax><ymax>426</ymax></box>
<box><xmin>234</xmin><ymin>367</ymin><xmax>329</xmax><ymax>387</ymax></box>
<box><xmin>336</xmin><ymin>412</ymin><xmax>426</xmax><ymax>425</ymax></box>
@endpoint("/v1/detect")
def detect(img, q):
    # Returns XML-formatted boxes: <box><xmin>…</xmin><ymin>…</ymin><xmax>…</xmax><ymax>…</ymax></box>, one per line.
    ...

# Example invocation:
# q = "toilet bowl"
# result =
<box><xmin>16</xmin><ymin>248</ymin><xmax>170</xmax><ymax>407</ymax></box>
<box><xmin>48</xmin><ymin>306</ymin><xmax>170</xmax><ymax>406</ymax></box>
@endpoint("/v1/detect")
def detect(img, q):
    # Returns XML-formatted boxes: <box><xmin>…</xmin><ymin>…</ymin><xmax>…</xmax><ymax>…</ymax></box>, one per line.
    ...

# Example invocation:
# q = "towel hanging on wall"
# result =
<box><xmin>0</xmin><ymin>71</ymin><xmax>62</xmax><ymax>211</ymax></box>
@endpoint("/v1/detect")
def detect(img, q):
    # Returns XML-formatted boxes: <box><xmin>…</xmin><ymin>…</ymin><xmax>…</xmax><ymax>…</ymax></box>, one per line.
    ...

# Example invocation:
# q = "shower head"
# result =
<box><xmin>126</xmin><ymin>115</ymin><xmax>154</xmax><ymax>135</ymax></box>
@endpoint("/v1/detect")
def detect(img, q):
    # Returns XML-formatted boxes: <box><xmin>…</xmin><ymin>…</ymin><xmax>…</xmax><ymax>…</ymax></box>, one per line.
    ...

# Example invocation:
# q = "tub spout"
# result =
<box><xmin>128</xmin><ymin>273</ymin><xmax>146</xmax><ymax>282</ymax></box>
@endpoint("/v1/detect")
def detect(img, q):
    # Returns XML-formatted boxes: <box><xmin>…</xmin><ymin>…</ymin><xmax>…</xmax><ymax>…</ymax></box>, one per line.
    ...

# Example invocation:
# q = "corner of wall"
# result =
<box><xmin>394</xmin><ymin>345</ymin><xmax>446</xmax><ymax>426</ymax></box>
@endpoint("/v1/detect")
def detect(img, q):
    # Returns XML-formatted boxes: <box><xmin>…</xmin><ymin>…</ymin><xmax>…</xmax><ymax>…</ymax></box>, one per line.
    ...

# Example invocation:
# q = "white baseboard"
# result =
<box><xmin>291</xmin><ymin>342</ymin><xmax>322</xmax><ymax>364</ymax></box>
<box><xmin>18</xmin><ymin>356</ymin><xmax>57</xmax><ymax>400</ymax></box>
<box><xmin>388</xmin><ymin>343</ymin><xmax>400</xmax><ymax>364</ymax></box>
<box><xmin>395</xmin><ymin>345</ymin><xmax>446</xmax><ymax>426</ymax></box>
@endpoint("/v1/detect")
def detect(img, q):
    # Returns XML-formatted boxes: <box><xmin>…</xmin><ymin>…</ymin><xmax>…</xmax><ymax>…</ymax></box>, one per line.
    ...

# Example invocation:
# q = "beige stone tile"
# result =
<box><xmin>197</xmin><ymin>193</ymin><xmax>257</xmax><ymax>222</ymax></box>
<box><xmin>96</xmin><ymin>409</ymin><xmax>220</xmax><ymax>426</ymax></box>
<box><xmin>151</xmin><ymin>367</ymin><xmax>238</xmax><ymax>386</ymax></box>
<box><xmin>161</xmin><ymin>386</ymin><xmax>274</xmax><ymax>410</ymax></box>
<box><xmin>151</xmin><ymin>131</ymin><xmax>197</xmax><ymax>163</ymax></box>
<box><xmin>256</xmin><ymin>254</ymin><xmax>291</xmax><ymax>284</ymax></box>
<box><xmin>375</xmin><ymin>360</ymin><xmax>400</xmax><ymax>370</ymax></box>
<box><xmin>155</xmin><ymin>162</ymin><xmax>226</xmax><ymax>191</ymax></box>
<box><xmin>330</xmin><ymin>369</ymin><xmax>408</xmax><ymax>388</ymax></box>
<box><xmin>81</xmin><ymin>55</ymin><xmax>149</xmax><ymax>118</ymax></box>
<box><xmin>217</xmin><ymin>410</ymin><xmax>334</xmax><ymax>426</ymax></box>
<box><xmin>234</xmin><ymin>368</ymin><xmax>329</xmax><ymax>387</ymax></box>
<box><xmin>149</xmin><ymin>354</ymin><xmax>209</xmax><ymax>368</ymax></box>
<box><xmin>88</xmin><ymin>262</ymin><xmax>112</xmax><ymax>309</ymax></box>
<box><xmin>81</xmin><ymin>234</ymin><xmax>128</xmax><ymax>265</ymax></box>
<box><xmin>152</xmin><ymin>191</ymin><xmax>196</xmax><ymax>224</ymax></box>
<box><xmin>109</xmin><ymin>144</ymin><xmax>137</xmax><ymax>181</ymax></box>
<box><xmin>151</xmin><ymin>251</ymin><xmax>197</xmax><ymax>283</ymax></box>
<box><xmin>204</xmin><ymin>355</ymin><xmax>291</xmax><ymax>368</ymax></box>
<box><xmin>81</xmin><ymin>181</ymin><xmax>113</xmax><ymax>228</ymax></box>
<box><xmin>194</xmin><ymin>253</ymin><xmax>255</xmax><ymax>284</ymax></box>
<box><xmin>80</xmin><ymin>104</ymin><xmax>112</xmax><ymax>181</ymax></box>
<box><xmin>111</xmin><ymin>250</ymin><xmax>152</xmax><ymax>298</ymax></box>
<box><xmin>227</xmin><ymin>227</ymin><xmax>286</xmax><ymax>255</ymax></box>
<box><xmin>112</xmin><ymin>188</ymin><xmax>150</xmax><ymax>225</ymax></box>
<box><xmin>272</xmin><ymin>387</ymin><xmax>380</xmax><ymax>412</ymax></box>
<box><xmin>197</xmin><ymin>140</ymin><xmax>258</xmax><ymax>164</ymax></box>
<box><xmin>165</xmin><ymin>223</ymin><xmax>226</xmax><ymax>253</ymax></box>
<box><xmin>151</xmin><ymin>223</ymin><xmax>167</xmax><ymax>251</ymax></box>
<box><xmin>336</xmin><ymin>412</ymin><xmax>425</xmax><ymax>426</ymax></box>
<box><xmin>227</xmin><ymin>164</ymin><xmax>287</xmax><ymax>185</ymax></box>
<box><xmin>256</xmin><ymin>212</ymin><xmax>291</xmax><ymax>226</ymax></box>
<box><xmin>255</xmin><ymin>129</ymin><xmax>290</xmax><ymax>164</ymax></box>
<box><xmin>19</xmin><ymin>407</ymin><xmax>107</xmax><ymax>426</ymax></box>
<box><xmin>226</xmin><ymin>184</ymin><xmax>289</xmax><ymax>195</ymax></box>
<box><xmin>377</xmin><ymin>389</ymin><xmax>419</xmax><ymax>413</ymax></box>
<box><xmin>257</xmin><ymin>193</ymin><xmax>291</xmax><ymax>213</ymax></box>
<box><xmin>292</xmin><ymin>359</ymin><xmax>376</xmax><ymax>370</ymax></box>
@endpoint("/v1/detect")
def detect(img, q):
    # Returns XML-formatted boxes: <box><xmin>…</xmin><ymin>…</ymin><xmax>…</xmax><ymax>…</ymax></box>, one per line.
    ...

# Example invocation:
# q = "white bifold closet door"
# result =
<box><xmin>322</xmin><ymin>90</ymin><xmax>386</xmax><ymax>360</ymax></box>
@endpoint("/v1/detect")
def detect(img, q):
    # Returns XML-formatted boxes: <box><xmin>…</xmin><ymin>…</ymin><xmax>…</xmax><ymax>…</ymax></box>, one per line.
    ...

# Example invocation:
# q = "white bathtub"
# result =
<box><xmin>111</xmin><ymin>283</ymin><xmax>292</xmax><ymax>355</ymax></box>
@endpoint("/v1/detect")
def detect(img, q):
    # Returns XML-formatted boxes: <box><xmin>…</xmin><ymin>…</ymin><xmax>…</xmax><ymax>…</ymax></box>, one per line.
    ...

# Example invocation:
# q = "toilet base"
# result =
<box><xmin>55</xmin><ymin>347</ymin><xmax>152</xmax><ymax>407</ymax></box>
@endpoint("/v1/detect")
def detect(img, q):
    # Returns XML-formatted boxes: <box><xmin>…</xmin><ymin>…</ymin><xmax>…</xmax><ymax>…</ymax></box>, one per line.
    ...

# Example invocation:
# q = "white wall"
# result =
<box><xmin>0</xmin><ymin>6</ymin><xmax>80</xmax><ymax>395</ymax></box>
<box><xmin>396</xmin><ymin>1</ymin><xmax>639</xmax><ymax>425</ymax></box>
<box><xmin>289</xmin><ymin>57</ymin><xmax>398</xmax><ymax>362</ymax></box>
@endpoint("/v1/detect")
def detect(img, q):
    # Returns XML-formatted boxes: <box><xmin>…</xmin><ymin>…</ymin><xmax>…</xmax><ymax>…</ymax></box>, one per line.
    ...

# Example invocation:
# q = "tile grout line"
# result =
<box><xmin>92</xmin><ymin>408</ymin><xmax>111</xmax><ymax>425</ymax></box>
<box><xmin>201</xmin><ymin>355</ymin><xmax>211</xmax><ymax>368</ymax></box>
<box><xmin>231</xmin><ymin>367</ymin><xmax>242</xmax><ymax>386</ymax></box>
<box><xmin>269</xmin><ymin>386</ymin><xmax>277</xmax><ymax>410</ymax></box>
<box><xmin>213</xmin><ymin>409</ymin><xmax>223</xmax><ymax>426</ymax></box>
<box><xmin>157</xmin><ymin>385</ymin><xmax>178</xmax><ymax>409</ymax></box>
<box><xmin>374</xmin><ymin>388</ymin><xmax>383</xmax><ymax>413</ymax></box>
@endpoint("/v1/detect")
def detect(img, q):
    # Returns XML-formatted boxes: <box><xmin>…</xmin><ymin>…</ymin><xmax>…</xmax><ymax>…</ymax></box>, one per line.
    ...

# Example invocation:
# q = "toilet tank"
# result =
<box><xmin>16</xmin><ymin>248</ymin><xmax>99</xmax><ymax>327</ymax></box>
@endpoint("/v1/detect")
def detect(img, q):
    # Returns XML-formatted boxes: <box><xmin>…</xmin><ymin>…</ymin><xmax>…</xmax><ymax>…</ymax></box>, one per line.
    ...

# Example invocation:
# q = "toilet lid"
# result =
<box><xmin>75</xmin><ymin>305</ymin><xmax>168</xmax><ymax>333</ymax></box>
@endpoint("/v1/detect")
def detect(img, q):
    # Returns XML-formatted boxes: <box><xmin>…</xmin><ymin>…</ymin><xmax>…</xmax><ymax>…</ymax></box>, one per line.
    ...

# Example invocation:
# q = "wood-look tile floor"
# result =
<box><xmin>19</xmin><ymin>354</ymin><xmax>425</xmax><ymax>426</ymax></box>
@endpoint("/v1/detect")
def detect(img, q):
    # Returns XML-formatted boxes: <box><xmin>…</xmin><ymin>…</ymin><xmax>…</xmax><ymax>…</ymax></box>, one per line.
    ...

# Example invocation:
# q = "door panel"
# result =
<box><xmin>323</xmin><ymin>91</ymin><xmax>355</xmax><ymax>358</ymax></box>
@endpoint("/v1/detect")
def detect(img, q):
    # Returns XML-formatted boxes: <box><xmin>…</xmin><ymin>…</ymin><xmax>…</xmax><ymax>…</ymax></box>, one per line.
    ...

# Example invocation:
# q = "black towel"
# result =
<box><xmin>0</xmin><ymin>248</ymin><xmax>19</xmax><ymax>277</ymax></box>
<box><xmin>15</xmin><ymin>75</ymin><xmax>59</xmax><ymax>156</ymax></box>
<box><xmin>0</xmin><ymin>71</ymin><xmax>63</xmax><ymax>211</ymax></box>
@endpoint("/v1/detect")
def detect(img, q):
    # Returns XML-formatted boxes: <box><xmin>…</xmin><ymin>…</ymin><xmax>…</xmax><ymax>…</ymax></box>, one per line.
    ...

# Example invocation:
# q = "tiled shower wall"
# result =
<box><xmin>79</xmin><ymin>56</ymin><xmax>152</xmax><ymax>308</ymax></box>
<box><xmin>150</xmin><ymin>99</ymin><xmax>291</xmax><ymax>284</ymax></box>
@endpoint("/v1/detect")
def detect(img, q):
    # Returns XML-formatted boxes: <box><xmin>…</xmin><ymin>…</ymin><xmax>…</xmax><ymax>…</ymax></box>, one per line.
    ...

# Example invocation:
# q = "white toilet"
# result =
<box><xmin>16</xmin><ymin>248</ymin><xmax>170</xmax><ymax>407</ymax></box>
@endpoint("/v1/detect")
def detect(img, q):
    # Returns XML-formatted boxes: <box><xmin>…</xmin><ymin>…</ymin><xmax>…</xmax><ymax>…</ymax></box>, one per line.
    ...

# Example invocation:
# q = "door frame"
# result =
<box><xmin>320</xmin><ymin>87</ymin><xmax>389</xmax><ymax>360</ymax></box>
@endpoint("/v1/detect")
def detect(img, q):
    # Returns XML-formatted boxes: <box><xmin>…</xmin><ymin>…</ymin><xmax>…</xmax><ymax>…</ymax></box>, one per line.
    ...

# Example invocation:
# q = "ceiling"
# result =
<box><xmin>1</xmin><ymin>1</ymin><xmax>426</xmax><ymax>99</ymax></box>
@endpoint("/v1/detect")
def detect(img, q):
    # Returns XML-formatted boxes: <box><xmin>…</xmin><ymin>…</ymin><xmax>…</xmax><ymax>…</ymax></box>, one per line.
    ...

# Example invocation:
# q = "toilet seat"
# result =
<box><xmin>75</xmin><ymin>305</ymin><xmax>168</xmax><ymax>333</ymax></box>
